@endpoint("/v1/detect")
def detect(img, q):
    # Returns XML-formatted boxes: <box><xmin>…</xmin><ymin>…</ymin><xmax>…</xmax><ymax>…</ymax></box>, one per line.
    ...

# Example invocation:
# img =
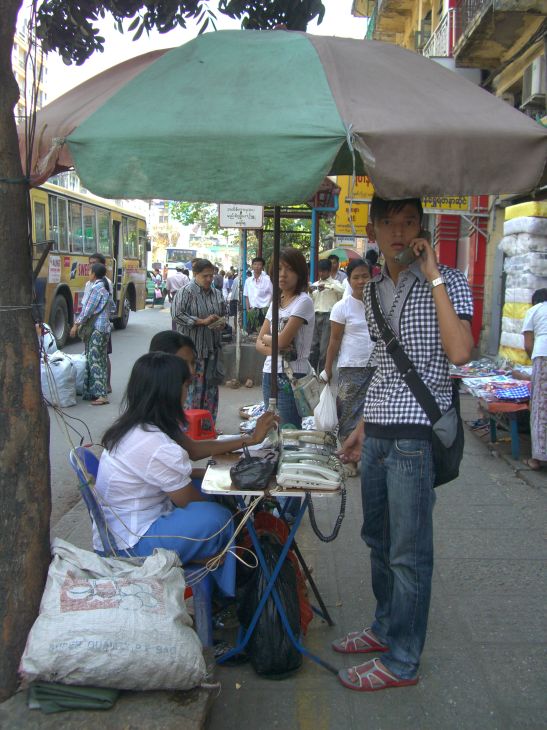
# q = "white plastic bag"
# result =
<box><xmin>313</xmin><ymin>383</ymin><xmax>338</xmax><ymax>431</ymax></box>
<box><xmin>20</xmin><ymin>539</ymin><xmax>206</xmax><ymax>691</ymax></box>
<box><xmin>40</xmin><ymin>352</ymin><xmax>77</xmax><ymax>407</ymax></box>
<box><xmin>37</xmin><ymin>323</ymin><xmax>58</xmax><ymax>356</ymax></box>
<box><xmin>64</xmin><ymin>353</ymin><xmax>88</xmax><ymax>395</ymax></box>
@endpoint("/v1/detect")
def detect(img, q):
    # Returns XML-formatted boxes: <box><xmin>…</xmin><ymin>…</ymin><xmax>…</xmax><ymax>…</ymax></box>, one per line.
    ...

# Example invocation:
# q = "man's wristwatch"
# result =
<box><xmin>429</xmin><ymin>276</ymin><xmax>445</xmax><ymax>291</ymax></box>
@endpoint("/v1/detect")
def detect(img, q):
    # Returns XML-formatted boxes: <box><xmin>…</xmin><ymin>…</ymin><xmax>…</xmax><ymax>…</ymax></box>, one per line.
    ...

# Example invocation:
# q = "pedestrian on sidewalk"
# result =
<box><xmin>256</xmin><ymin>248</ymin><xmax>314</xmax><ymax>520</ymax></box>
<box><xmin>151</xmin><ymin>268</ymin><xmax>164</xmax><ymax>308</ymax></box>
<box><xmin>328</xmin><ymin>253</ymin><xmax>347</xmax><ymax>283</ymax></box>
<box><xmin>70</xmin><ymin>263</ymin><xmax>115</xmax><ymax>406</ymax></box>
<box><xmin>324</xmin><ymin>258</ymin><xmax>374</xmax><ymax>472</ymax></box>
<box><xmin>309</xmin><ymin>259</ymin><xmax>344</xmax><ymax>373</ymax></box>
<box><xmin>171</xmin><ymin>258</ymin><xmax>225</xmax><ymax>423</ymax></box>
<box><xmin>336</xmin><ymin>195</ymin><xmax>473</xmax><ymax>691</ymax></box>
<box><xmin>244</xmin><ymin>257</ymin><xmax>273</xmax><ymax>334</ymax></box>
<box><xmin>85</xmin><ymin>252</ymin><xmax>113</xmax><ymax>393</ymax></box>
<box><xmin>166</xmin><ymin>265</ymin><xmax>190</xmax><ymax>330</ymax></box>
<box><xmin>521</xmin><ymin>287</ymin><xmax>547</xmax><ymax>470</ymax></box>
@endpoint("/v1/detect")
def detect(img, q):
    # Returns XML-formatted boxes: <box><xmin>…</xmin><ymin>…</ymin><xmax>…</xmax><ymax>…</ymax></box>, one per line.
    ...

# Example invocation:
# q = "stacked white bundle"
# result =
<box><xmin>498</xmin><ymin>217</ymin><xmax>547</xmax><ymax>364</ymax></box>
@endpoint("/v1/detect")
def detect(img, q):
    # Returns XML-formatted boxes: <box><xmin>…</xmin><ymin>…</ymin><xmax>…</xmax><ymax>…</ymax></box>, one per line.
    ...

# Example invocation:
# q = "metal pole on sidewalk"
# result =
<box><xmin>270</xmin><ymin>206</ymin><xmax>280</xmax><ymax>400</ymax></box>
<box><xmin>242</xmin><ymin>229</ymin><xmax>248</xmax><ymax>332</ymax></box>
<box><xmin>235</xmin><ymin>234</ymin><xmax>243</xmax><ymax>381</ymax></box>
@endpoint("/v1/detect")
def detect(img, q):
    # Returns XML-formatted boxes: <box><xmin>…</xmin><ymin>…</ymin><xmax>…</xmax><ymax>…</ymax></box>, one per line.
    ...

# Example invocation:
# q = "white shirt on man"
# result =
<box><xmin>244</xmin><ymin>271</ymin><xmax>273</xmax><ymax>308</ymax></box>
<box><xmin>166</xmin><ymin>270</ymin><xmax>189</xmax><ymax>294</ymax></box>
<box><xmin>330</xmin><ymin>295</ymin><xmax>375</xmax><ymax>368</ymax></box>
<box><xmin>334</xmin><ymin>270</ymin><xmax>347</xmax><ymax>283</ymax></box>
<box><xmin>93</xmin><ymin>425</ymin><xmax>192</xmax><ymax>551</ymax></box>
<box><xmin>311</xmin><ymin>277</ymin><xmax>344</xmax><ymax>312</ymax></box>
<box><xmin>522</xmin><ymin>302</ymin><xmax>547</xmax><ymax>359</ymax></box>
<box><xmin>263</xmin><ymin>293</ymin><xmax>315</xmax><ymax>374</ymax></box>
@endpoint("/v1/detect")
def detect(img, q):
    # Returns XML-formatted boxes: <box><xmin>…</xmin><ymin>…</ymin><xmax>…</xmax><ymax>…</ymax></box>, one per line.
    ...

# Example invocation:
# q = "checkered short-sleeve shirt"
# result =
<box><xmin>363</xmin><ymin>264</ymin><xmax>473</xmax><ymax>437</ymax></box>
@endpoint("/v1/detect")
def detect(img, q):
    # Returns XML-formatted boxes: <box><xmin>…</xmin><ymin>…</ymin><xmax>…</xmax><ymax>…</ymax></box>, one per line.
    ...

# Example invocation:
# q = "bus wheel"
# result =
<box><xmin>50</xmin><ymin>295</ymin><xmax>70</xmax><ymax>348</ymax></box>
<box><xmin>113</xmin><ymin>294</ymin><xmax>130</xmax><ymax>330</ymax></box>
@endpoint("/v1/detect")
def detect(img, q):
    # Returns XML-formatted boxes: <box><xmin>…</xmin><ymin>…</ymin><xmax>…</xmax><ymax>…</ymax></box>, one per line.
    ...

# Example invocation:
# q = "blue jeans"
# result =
<box><xmin>262</xmin><ymin>371</ymin><xmax>304</xmax><ymax>517</ymax></box>
<box><xmin>262</xmin><ymin>371</ymin><xmax>303</xmax><ymax>429</ymax></box>
<box><xmin>110</xmin><ymin>503</ymin><xmax>236</xmax><ymax>597</ymax></box>
<box><xmin>361</xmin><ymin>436</ymin><xmax>435</xmax><ymax>679</ymax></box>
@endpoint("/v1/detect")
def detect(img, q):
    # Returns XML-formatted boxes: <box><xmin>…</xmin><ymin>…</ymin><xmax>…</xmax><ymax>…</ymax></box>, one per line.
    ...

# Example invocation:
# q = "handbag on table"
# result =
<box><xmin>370</xmin><ymin>283</ymin><xmax>464</xmax><ymax>487</ymax></box>
<box><xmin>230</xmin><ymin>446</ymin><xmax>278</xmax><ymax>491</ymax></box>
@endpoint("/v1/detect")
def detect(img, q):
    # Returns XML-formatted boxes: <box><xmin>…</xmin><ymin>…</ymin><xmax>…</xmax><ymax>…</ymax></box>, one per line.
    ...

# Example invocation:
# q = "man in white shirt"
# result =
<box><xmin>243</xmin><ymin>257</ymin><xmax>273</xmax><ymax>333</ymax></box>
<box><xmin>166</xmin><ymin>266</ymin><xmax>190</xmax><ymax>329</ymax></box>
<box><xmin>310</xmin><ymin>259</ymin><xmax>344</xmax><ymax>372</ymax></box>
<box><xmin>166</xmin><ymin>266</ymin><xmax>190</xmax><ymax>302</ymax></box>
<box><xmin>329</xmin><ymin>254</ymin><xmax>347</xmax><ymax>283</ymax></box>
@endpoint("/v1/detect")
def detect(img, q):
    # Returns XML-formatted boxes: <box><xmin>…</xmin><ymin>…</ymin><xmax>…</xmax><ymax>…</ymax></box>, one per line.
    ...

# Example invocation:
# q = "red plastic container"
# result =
<box><xmin>185</xmin><ymin>409</ymin><xmax>217</xmax><ymax>440</ymax></box>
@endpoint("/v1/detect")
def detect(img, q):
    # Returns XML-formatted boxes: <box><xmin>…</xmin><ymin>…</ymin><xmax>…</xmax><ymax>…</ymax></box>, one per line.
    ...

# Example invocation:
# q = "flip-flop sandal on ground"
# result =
<box><xmin>90</xmin><ymin>397</ymin><xmax>109</xmax><ymax>405</ymax></box>
<box><xmin>338</xmin><ymin>657</ymin><xmax>419</xmax><ymax>692</ymax></box>
<box><xmin>524</xmin><ymin>458</ymin><xmax>541</xmax><ymax>470</ymax></box>
<box><xmin>332</xmin><ymin>628</ymin><xmax>388</xmax><ymax>654</ymax></box>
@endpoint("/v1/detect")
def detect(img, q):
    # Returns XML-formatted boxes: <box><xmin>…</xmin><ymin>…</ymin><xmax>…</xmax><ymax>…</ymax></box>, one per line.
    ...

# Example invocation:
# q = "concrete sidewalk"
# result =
<box><xmin>2</xmin><ymin>388</ymin><xmax>546</xmax><ymax>729</ymax></box>
<box><xmin>208</xmin><ymin>392</ymin><xmax>547</xmax><ymax>730</ymax></box>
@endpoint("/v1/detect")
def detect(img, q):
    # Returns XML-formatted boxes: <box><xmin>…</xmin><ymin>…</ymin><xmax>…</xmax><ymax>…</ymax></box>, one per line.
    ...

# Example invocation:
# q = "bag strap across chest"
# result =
<box><xmin>370</xmin><ymin>282</ymin><xmax>442</xmax><ymax>425</ymax></box>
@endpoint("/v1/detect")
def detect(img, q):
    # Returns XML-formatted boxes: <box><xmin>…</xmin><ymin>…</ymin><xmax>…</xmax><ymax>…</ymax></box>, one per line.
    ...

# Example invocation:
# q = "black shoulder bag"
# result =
<box><xmin>370</xmin><ymin>283</ymin><xmax>464</xmax><ymax>487</ymax></box>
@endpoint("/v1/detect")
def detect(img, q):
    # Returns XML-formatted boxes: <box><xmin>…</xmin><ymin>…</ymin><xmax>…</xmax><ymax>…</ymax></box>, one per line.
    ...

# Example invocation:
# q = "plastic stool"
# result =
<box><xmin>185</xmin><ymin>409</ymin><xmax>217</xmax><ymax>440</ymax></box>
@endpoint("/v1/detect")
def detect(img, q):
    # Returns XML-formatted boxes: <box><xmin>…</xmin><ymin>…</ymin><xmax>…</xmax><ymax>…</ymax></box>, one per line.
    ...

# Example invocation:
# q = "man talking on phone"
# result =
<box><xmin>333</xmin><ymin>195</ymin><xmax>473</xmax><ymax>691</ymax></box>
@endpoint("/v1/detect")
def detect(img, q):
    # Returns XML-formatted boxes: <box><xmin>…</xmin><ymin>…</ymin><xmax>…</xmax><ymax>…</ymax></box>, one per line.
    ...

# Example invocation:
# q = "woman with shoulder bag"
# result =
<box><xmin>70</xmin><ymin>263</ymin><xmax>114</xmax><ymax>405</ymax></box>
<box><xmin>256</xmin><ymin>248</ymin><xmax>315</xmax><ymax>429</ymax></box>
<box><xmin>256</xmin><ymin>249</ymin><xmax>315</xmax><ymax>521</ymax></box>
<box><xmin>324</xmin><ymin>259</ymin><xmax>375</xmax><ymax>472</ymax></box>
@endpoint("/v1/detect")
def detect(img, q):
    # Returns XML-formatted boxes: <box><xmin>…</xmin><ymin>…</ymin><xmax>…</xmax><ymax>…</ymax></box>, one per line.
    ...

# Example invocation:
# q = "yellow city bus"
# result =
<box><xmin>31</xmin><ymin>181</ymin><xmax>148</xmax><ymax>346</ymax></box>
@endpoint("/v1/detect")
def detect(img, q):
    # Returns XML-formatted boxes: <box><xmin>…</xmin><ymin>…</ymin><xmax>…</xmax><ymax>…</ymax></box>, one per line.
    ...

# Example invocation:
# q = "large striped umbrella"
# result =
<box><xmin>319</xmin><ymin>247</ymin><xmax>363</xmax><ymax>264</ymax></box>
<box><xmin>23</xmin><ymin>30</ymin><xmax>546</xmax><ymax>201</ymax></box>
<box><xmin>22</xmin><ymin>30</ymin><xmax>546</xmax><ymax>398</ymax></box>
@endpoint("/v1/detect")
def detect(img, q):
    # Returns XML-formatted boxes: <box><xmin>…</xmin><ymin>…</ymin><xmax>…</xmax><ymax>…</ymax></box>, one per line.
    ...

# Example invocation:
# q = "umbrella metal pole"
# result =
<box><xmin>270</xmin><ymin>206</ymin><xmax>280</xmax><ymax>401</ymax></box>
<box><xmin>242</xmin><ymin>229</ymin><xmax>248</xmax><ymax>332</ymax></box>
<box><xmin>235</xmin><ymin>235</ymin><xmax>243</xmax><ymax>381</ymax></box>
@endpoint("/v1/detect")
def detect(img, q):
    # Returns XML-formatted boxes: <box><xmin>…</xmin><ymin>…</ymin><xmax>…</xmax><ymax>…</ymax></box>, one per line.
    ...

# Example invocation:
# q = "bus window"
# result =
<box><xmin>123</xmin><ymin>216</ymin><xmax>138</xmax><ymax>258</ymax></box>
<box><xmin>34</xmin><ymin>202</ymin><xmax>46</xmax><ymax>242</ymax></box>
<box><xmin>83</xmin><ymin>205</ymin><xmax>97</xmax><ymax>253</ymax></box>
<box><xmin>58</xmin><ymin>198</ymin><xmax>69</xmax><ymax>250</ymax></box>
<box><xmin>138</xmin><ymin>230</ymin><xmax>147</xmax><ymax>266</ymax></box>
<box><xmin>97</xmin><ymin>210</ymin><xmax>111</xmax><ymax>256</ymax></box>
<box><xmin>48</xmin><ymin>195</ymin><xmax>69</xmax><ymax>250</ymax></box>
<box><xmin>69</xmin><ymin>201</ymin><xmax>83</xmax><ymax>252</ymax></box>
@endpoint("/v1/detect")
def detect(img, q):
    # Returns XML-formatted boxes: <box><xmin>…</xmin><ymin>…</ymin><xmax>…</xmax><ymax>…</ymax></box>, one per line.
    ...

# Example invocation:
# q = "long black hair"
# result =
<box><xmin>91</xmin><ymin>262</ymin><xmax>110</xmax><ymax>293</ymax></box>
<box><xmin>102</xmin><ymin>352</ymin><xmax>191</xmax><ymax>451</ymax></box>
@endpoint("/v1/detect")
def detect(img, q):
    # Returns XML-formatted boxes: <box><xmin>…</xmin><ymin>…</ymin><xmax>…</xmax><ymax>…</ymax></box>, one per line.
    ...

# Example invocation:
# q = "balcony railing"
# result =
<box><xmin>422</xmin><ymin>9</ymin><xmax>457</xmax><ymax>57</ymax></box>
<box><xmin>454</xmin><ymin>0</ymin><xmax>492</xmax><ymax>44</ymax></box>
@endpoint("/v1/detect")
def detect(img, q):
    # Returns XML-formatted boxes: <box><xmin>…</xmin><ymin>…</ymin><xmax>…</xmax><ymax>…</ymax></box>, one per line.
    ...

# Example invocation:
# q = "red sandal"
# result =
<box><xmin>332</xmin><ymin>628</ymin><xmax>388</xmax><ymax>654</ymax></box>
<box><xmin>338</xmin><ymin>658</ymin><xmax>419</xmax><ymax>692</ymax></box>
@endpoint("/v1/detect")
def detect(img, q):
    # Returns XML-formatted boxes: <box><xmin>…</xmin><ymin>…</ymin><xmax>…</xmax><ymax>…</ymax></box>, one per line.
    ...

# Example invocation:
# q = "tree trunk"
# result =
<box><xmin>0</xmin><ymin>0</ymin><xmax>52</xmax><ymax>700</ymax></box>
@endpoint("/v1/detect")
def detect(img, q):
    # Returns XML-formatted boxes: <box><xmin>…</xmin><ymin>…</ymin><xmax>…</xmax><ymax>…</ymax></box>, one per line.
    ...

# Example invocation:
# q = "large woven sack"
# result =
<box><xmin>19</xmin><ymin>539</ymin><xmax>206</xmax><ymax>691</ymax></box>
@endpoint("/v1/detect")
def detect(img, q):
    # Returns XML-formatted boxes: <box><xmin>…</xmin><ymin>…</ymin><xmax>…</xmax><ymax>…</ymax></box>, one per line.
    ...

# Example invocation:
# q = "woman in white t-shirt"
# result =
<box><xmin>256</xmin><ymin>248</ymin><xmax>315</xmax><ymax>429</ymax></box>
<box><xmin>94</xmin><ymin>352</ymin><xmax>249</xmax><ymax>596</ymax></box>
<box><xmin>325</xmin><ymin>259</ymin><xmax>374</xmax><ymax>450</ymax></box>
<box><xmin>521</xmin><ymin>288</ymin><xmax>547</xmax><ymax>470</ymax></box>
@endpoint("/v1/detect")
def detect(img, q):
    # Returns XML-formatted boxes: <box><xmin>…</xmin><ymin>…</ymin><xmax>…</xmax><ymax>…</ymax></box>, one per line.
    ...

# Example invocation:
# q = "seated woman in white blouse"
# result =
<box><xmin>94</xmin><ymin>352</ymin><xmax>274</xmax><ymax>596</ymax></box>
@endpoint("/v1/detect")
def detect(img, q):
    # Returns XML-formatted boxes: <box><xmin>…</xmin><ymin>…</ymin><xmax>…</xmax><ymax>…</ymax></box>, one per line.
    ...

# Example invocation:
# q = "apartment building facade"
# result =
<box><xmin>352</xmin><ymin>0</ymin><xmax>546</xmax><ymax>355</ymax></box>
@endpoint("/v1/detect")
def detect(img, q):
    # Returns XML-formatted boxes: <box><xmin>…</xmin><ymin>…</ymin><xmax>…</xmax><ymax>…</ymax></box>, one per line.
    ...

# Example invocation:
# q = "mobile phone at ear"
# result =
<box><xmin>395</xmin><ymin>246</ymin><xmax>418</xmax><ymax>265</ymax></box>
<box><xmin>395</xmin><ymin>228</ymin><xmax>431</xmax><ymax>265</ymax></box>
